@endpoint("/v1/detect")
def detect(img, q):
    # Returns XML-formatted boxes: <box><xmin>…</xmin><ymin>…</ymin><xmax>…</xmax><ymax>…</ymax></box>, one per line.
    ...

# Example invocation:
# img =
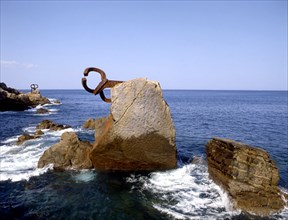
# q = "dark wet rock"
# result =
<box><xmin>36</xmin><ymin>120</ymin><xmax>71</xmax><ymax>131</ymax></box>
<box><xmin>90</xmin><ymin>78</ymin><xmax>177</xmax><ymax>171</ymax></box>
<box><xmin>0</xmin><ymin>83</ymin><xmax>31</xmax><ymax>111</ymax></box>
<box><xmin>54</xmin><ymin>99</ymin><xmax>61</xmax><ymax>104</ymax></box>
<box><xmin>35</xmin><ymin>129</ymin><xmax>44</xmax><ymax>135</ymax></box>
<box><xmin>38</xmin><ymin>132</ymin><xmax>93</xmax><ymax>169</ymax></box>
<box><xmin>82</xmin><ymin>118</ymin><xmax>96</xmax><ymax>130</ymax></box>
<box><xmin>17</xmin><ymin>133</ymin><xmax>40</xmax><ymax>145</ymax></box>
<box><xmin>0</xmin><ymin>82</ymin><xmax>21</xmax><ymax>95</ymax></box>
<box><xmin>206</xmin><ymin>137</ymin><xmax>285</xmax><ymax>216</ymax></box>
<box><xmin>36</xmin><ymin>108</ymin><xmax>50</xmax><ymax>114</ymax></box>
<box><xmin>0</xmin><ymin>82</ymin><xmax>51</xmax><ymax>111</ymax></box>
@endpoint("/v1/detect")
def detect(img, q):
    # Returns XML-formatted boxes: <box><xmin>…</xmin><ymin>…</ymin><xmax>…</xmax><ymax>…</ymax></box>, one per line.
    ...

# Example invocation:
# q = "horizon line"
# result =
<box><xmin>18</xmin><ymin>88</ymin><xmax>288</xmax><ymax>92</ymax></box>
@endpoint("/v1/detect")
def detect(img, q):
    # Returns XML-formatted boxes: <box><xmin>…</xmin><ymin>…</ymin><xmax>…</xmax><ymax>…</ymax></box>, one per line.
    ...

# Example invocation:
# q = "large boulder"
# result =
<box><xmin>90</xmin><ymin>78</ymin><xmax>177</xmax><ymax>171</ymax></box>
<box><xmin>0</xmin><ymin>82</ymin><xmax>51</xmax><ymax>111</ymax></box>
<box><xmin>38</xmin><ymin>132</ymin><xmax>93</xmax><ymax>169</ymax></box>
<box><xmin>206</xmin><ymin>137</ymin><xmax>285</xmax><ymax>216</ymax></box>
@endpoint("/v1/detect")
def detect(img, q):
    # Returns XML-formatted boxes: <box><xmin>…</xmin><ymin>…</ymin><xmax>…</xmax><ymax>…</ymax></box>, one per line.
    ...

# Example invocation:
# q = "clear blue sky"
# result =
<box><xmin>1</xmin><ymin>0</ymin><xmax>287</xmax><ymax>90</ymax></box>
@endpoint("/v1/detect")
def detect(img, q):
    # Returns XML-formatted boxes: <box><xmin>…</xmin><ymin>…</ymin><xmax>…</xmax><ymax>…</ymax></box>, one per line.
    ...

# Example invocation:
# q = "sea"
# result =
<box><xmin>0</xmin><ymin>90</ymin><xmax>287</xmax><ymax>220</ymax></box>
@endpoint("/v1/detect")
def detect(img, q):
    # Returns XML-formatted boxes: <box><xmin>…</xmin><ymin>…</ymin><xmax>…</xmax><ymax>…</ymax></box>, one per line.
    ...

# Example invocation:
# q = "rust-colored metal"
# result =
<box><xmin>82</xmin><ymin>67</ymin><xmax>123</xmax><ymax>103</ymax></box>
<box><xmin>30</xmin><ymin>84</ymin><xmax>38</xmax><ymax>92</ymax></box>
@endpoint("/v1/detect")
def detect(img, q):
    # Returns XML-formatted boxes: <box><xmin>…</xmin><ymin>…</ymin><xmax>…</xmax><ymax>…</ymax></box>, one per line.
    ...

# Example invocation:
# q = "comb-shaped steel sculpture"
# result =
<box><xmin>82</xmin><ymin>67</ymin><xmax>123</xmax><ymax>103</ymax></box>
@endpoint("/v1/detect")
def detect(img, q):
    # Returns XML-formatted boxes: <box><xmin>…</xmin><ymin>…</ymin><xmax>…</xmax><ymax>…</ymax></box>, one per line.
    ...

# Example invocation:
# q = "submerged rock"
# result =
<box><xmin>0</xmin><ymin>82</ymin><xmax>51</xmax><ymax>111</ymax></box>
<box><xmin>82</xmin><ymin>118</ymin><xmax>96</xmax><ymax>130</ymax></box>
<box><xmin>36</xmin><ymin>119</ymin><xmax>71</xmax><ymax>131</ymax></box>
<box><xmin>17</xmin><ymin>133</ymin><xmax>40</xmax><ymax>145</ymax></box>
<box><xmin>90</xmin><ymin>78</ymin><xmax>177</xmax><ymax>171</ymax></box>
<box><xmin>206</xmin><ymin>137</ymin><xmax>285</xmax><ymax>216</ymax></box>
<box><xmin>35</xmin><ymin>129</ymin><xmax>44</xmax><ymax>135</ymax></box>
<box><xmin>38</xmin><ymin>132</ymin><xmax>93</xmax><ymax>169</ymax></box>
<box><xmin>36</xmin><ymin>108</ymin><xmax>50</xmax><ymax>114</ymax></box>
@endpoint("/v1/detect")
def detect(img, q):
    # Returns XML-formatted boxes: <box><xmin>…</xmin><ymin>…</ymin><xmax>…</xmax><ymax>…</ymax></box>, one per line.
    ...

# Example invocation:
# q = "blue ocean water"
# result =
<box><xmin>0</xmin><ymin>90</ymin><xmax>287</xmax><ymax>219</ymax></box>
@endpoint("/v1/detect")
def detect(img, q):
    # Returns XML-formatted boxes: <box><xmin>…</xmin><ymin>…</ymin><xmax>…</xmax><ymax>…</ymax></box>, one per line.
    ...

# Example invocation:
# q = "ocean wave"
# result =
<box><xmin>71</xmin><ymin>170</ymin><xmax>97</xmax><ymax>183</ymax></box>
<box><xmin>126</xmin><ymin>163</ymin><xmax>240</xmax><ymax>219</ymax></box>
<box><xmin>0</xmin><ymin>125</ymin><xmax>82</xmax><ymax>182</ymax></box>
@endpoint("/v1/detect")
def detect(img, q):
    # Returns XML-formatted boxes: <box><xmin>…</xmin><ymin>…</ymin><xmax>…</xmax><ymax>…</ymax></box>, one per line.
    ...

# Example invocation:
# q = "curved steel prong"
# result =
<box><xmin>82</xmin><ymin>67</ymin><xmax>124</xmax><ymax>103</ymax></box>
<box><xmin>81</xmin><ymin>77</ymin><xmax>95</xmax><ymax>93</ymax></box>
<box><xmin>83</xmin><ymin>67</ymin><xmax>107</xmax><ymax>81</ymax></box>
<box><xmin>99</xmin><ymin>90</ymin><xmax>111</xmax><ymax>103</ymax></box>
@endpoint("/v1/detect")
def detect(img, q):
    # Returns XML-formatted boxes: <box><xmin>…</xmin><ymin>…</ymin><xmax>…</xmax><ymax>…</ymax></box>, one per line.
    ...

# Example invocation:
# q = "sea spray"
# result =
<box><xmin>127</xmin><ymin>163</ymin><xmax>240</xmax><ymax>219</ymax></box>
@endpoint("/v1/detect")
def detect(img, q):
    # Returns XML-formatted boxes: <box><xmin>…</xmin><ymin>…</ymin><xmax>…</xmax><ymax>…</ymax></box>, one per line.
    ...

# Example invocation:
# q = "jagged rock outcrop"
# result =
<box><xmin>17</xmin><ymin>129</ymin><xmax>45</xmax><ymax>145</ymax></box>
<box><xmin>17</xmin><ymin>133</ymin><xmax>40</xmax><ymax>145</ymax></box>
<box><xmin>27</xmin><ymin>89</ymin><xmax>50</xmax><ymax>106</ymax></box>
<box><xmin>206</xmin><ymin>137</ymin><xmax>285</xmax><ymax>216</ymax></box>
<box><xmin>38</xmin><ymin>132</ymin><xmax>93</xmax><ymax>169</ymax></box>
<box><xmin>36</xmin><ymin>119</ymin><xmax>71</xmax><ymax>131</ymax></box>
<box><xmin>82</xmin><ymin>118</ymin><xmax>96</xmax><ymax>130</ymax></box>
<box><xmin>0</xmin><ymin>82</ymin><xmax>51</xmax><ymax>111</ymax></box>
<box><xmin>90</xmin><ymin>78</ymin><xmax>177</xmax><ymax>171</ymax></box>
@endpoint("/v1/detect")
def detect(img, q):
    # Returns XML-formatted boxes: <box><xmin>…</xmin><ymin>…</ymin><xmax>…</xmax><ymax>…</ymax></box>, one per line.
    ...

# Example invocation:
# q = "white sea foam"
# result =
<box><xmin>23</xmin><ymin>126</ymin><xmax>37</xmax><ymax>133</ymax></box>
<box><xmin>44</xmin><ymin>98</ymin><xmax>62</xmax><ymax>106</ymax></box>
<box><xmin>0</xmin><ymin>125</ymin><xmax>79</xmax><ymax>182</ymax></box>
<box><xmin>72</xmin><ymin>170</ymin><xmax>96</xmax><ymax>183</ymax></box>
<box><xmin>0</xmin><ymin>140</ymin><xmax>53</xmax><ymax>181</ymax></box>
<box><xmin>127</xmin><ymin>163</ymin><xmax>240</xmax><ymax>219</ymax></box>
<box><xmin>1</xmin><ymin>136</ymin><xmax>19</xmax><ymax>144</ymax></box>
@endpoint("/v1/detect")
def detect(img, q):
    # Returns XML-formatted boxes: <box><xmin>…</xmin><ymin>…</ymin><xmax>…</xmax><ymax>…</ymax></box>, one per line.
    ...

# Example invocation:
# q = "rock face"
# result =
<box><xmin>206</xmin><ymin>137</ymin><xmax>285</xmax><ymax>216</ymax></box>
<box><xmin>27</xmin><ymin>90</ymin><xmax>50</xmax><ymax>106</ymax></box>
<box><xmin>90</xmin><ymin>78</ymin><xmax>177</xmax><ymax>171</ymax></box>
<box><xmin>0</xmin><ymin>82</ymin><xmax>51</xmax><ymax>111</ymax></box>
<box><xmin>36</xmin><ymin>120</ymin><xmax>71</xmax><ymax>131</ymax></box>
<box><xmin>82</xmin><ymin>118</ymin><xmax>96</xmax><ymax>130</ymax></box>
<box><xmin>38</xmin><ymin>132</ymin><xmax>93</xmax><ymax>169</ymax></box>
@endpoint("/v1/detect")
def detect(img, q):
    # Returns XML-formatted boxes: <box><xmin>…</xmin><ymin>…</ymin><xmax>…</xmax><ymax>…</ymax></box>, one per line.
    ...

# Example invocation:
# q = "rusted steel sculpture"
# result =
<box><xmin>30</xmin><ymin>84</ymin><xmax>38</xmax><ymax>92</ymax></box>
<box><xmin>82</xmin><ymin>67</ymin><xmax>123</xmax><ymax>103</ymax></box>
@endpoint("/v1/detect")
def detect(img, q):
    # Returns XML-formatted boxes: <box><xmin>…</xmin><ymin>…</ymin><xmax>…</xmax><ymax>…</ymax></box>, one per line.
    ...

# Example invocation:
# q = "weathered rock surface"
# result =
<box><xmin>17</xmin><ymin>133</ymin><xmax>40</xmax><ymax>145</ymax></box>
<box><xmin>206</xmin><ymin>137</ymin><xmax>285</xmax><ymax>216</ymax></box>
<box><xmin>82</xmin><ymin>118</ymin><xmax>96</xmax><ymax>130</ymax></box>
<box><xmin>90</xmin><ymin>78</ymin><xmax>177</xmax><ymax>171</ymax></box>
<box><xmin>17</xmin><ymin>129</ymin><xmax>45</xmax><ymax>145</ymax></box>
<box><xmin>0</xmin><ymin>82</ymin><xmax>51</xmax><ymax>111</ymax></box>
<box><xmin>38</xmin><ymin>132</ymin><xmax>93</xmax><ymax>169</ymax></box>
<box><xmin>27</xmin><ymin>90</ymin><xmax>50</xmax><ymax>106</ymax></box>
<box><xmin>36</xmin><ymin>120</ymin><xmax>71</xmax><ymax>131</ymax></box>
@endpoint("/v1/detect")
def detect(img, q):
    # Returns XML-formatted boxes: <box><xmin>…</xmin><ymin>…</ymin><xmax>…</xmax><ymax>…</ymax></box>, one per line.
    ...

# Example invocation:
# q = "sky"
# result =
<box><xmin>0</xmin><ymin>0</ymin><xmax>287</xmax><ymax>90</ymax></box>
